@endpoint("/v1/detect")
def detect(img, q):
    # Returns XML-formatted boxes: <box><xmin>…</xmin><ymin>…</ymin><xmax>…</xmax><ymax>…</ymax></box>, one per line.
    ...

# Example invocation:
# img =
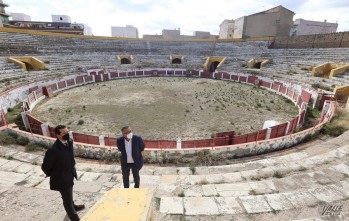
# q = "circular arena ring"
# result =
<box><xmin>0</xmin><ymin>68</ymin><xmax>336</xmax><ymax>162</ymax></box>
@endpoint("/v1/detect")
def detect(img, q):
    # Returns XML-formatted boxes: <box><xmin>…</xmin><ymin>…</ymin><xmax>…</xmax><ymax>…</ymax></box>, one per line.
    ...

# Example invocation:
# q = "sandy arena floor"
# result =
<box><xmin>32</xmin><ymin>77</ymin><xmax>298</xmax><ymax>140</ymax></box>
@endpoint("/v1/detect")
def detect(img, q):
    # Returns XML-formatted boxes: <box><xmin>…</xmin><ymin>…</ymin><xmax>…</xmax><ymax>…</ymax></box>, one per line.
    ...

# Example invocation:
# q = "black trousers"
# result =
<box><xmin>59</xmin><ymin>186</ymin><xmax>80</xmax><ymax>221</ymax></box>
<box><xmin>122</xmin><ymin>163</ymin><xmax>140</xmax><ymax>188</ymax></box>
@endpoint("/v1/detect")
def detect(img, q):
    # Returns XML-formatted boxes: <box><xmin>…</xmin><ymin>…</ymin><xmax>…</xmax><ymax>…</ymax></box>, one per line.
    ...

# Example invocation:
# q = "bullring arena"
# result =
<box><xmin>0</xmin><ymin>28</ymin><xmax>349</xmax><ymax>221</ymax></box>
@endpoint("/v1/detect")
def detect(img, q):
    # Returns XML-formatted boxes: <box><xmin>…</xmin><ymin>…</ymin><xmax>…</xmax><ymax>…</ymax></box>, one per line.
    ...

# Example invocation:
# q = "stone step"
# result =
<box><xmin>292</xmin><ymin>212</ymin><xmax>349</xmax><ymax>221</ymax></box>
<box><xmin>156</xmin><ymin>161</ymin><xmax>349</xmax><ymax>197</ymax></box>
<box><xmin>1</xmin><ymin>151</ymin><xmax>348</xmax><ymax>200</ymax></box>
<box><xmin>0</xmin><ymin>156</ymin><xmax>348</xmax><ymax>219</ymax></box>
<box><xmin>159</xmin><ymin>183</ymin><xmax>349</xmax><ymax>215</ymax></box>
<box><xmin>0</xmin><ymin>185</ymin><xmax>101</xmax><ymax>221</ymax></box>
<box><xmin>0</xmin><ymin>137</ymin><xmax>348</xmax><ymax>180</ymax></box>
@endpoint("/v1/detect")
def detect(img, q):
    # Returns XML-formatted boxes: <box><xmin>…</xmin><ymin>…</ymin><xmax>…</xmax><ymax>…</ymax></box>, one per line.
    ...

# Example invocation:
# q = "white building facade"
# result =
<box><xmin>290</xmin><ymin>19</ymin><xmax>338</xmax><ymax>36</ymax></box>
<box><xmin>219</xmin><ymin>19</ymin><xmax>234</xmax><ymax>39</ymax></box>
<box><xmin>51</xmin><ymin>15</ymin><xmax>71</xmax><ymax>23</ymax></box>
<box><xmin>11</xmin><ymin>13</ymin><xmax>31</xmax><ymax>21</ymax></box>
<box><xmin>111</xmin><ymin>25</ymin><xmax>139</xmax><ymax>38</ymax></box>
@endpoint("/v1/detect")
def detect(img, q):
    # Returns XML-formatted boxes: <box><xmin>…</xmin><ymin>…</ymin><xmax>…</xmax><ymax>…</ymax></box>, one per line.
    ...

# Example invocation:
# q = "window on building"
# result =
<box><xmin>1</xmin><ymin>16</ymin><xmax>9</xmax><ymax>23</ymax></box>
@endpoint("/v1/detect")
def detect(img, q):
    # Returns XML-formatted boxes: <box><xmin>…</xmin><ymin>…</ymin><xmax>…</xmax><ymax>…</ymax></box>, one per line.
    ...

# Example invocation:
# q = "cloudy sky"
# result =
<box><xmin>5</xmin><ymin>0</ymin><xmax>349</xmax><ymax>37</ymax></box>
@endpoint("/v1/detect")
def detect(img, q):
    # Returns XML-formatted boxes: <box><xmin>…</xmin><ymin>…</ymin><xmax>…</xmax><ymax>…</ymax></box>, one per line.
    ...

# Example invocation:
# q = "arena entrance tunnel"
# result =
<box><xmin>121</xmin><ymin>58</ymin><xmax>131</xmax><ymax>64</ymax></box>
<box><xmin>253</xmin><ymin>62</ymin><xmax>262</xmax><ymax>69</ymax></box>
<box><xmin>170</xmin><ymin>55</ymin><xmax>184</xmax><ymax>64</ymax></box>
<box><xmin>172</xmin><ymin>58</ymin><xmax>182</xmax><ymax>64</ymax></box>
<box><xmin>117</xmin><ymin>55</ymin><xmax>135</xmax><ymax>65</ymax></box>
<box><xmin>210</xmin><ymin>61</ymin><xmax>220</xmax><ymax>72</ymax></box>
<box><xmin>312</xmin><ymin>62</ymin><xmax>349</xmax><ymax>78</ymax></box>
<box><xmin>7</xmin><ymin>57</ymin><xmax>45</xmax><ymax>71</ymax></box>
<box><xmin>203</xmin><ymin>57</ymin><xmax>226</xmax><ymax>73</ymax></box>
<box><xmin>247</xmin><ymin>58</ymin><xmax>270</xmax><ymax>69</ymax></box>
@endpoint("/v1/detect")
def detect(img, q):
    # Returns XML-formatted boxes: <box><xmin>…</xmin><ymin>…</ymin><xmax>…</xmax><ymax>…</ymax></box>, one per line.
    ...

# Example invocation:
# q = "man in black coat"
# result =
<box><xmin>117</xmin><ymin>126</ymin><xmax>145</xmax><ymax>188</ymax></box>
<box><xmin>41</xmin><ymin>125</ymin><xmax>85</xmax><ymax>221</ymax></box>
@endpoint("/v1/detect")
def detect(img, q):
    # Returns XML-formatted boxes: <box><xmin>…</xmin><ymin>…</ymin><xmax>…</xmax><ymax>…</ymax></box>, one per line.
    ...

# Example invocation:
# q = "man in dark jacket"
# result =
<box><xmin>41</xmin><ymin>125</ymin><xmax>84</xmax><ymax>221</ymax></box>
<box><xmin>117</xmin><ymin>126</ymin><xmax>145</xmax><ymax>188</ymax></box>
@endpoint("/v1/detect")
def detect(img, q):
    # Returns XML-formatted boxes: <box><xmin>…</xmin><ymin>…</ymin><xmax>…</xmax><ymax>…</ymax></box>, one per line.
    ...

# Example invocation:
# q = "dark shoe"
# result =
<box><xmin>74</xmin><ymin>204</ymin><xmax>85</xmax><ymax>211</ymax></box>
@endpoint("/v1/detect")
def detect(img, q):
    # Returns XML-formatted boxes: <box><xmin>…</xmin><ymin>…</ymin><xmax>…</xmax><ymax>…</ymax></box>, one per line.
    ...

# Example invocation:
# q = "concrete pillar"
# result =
<box><xmin>319</xmin><ymin>102</ymin><xmax>328</xmax><ymax>123</ymax></box>
<box><xmin>312</xmin><ymin>94</ymin><xmax>318</xmax><ymax>109</ymax></box>
<box><xmin>64</xmin><ymin>80</ymin><xmax>68</xmax><ymax>88</ymax></box>
<box><xmin>41</xmin><ymin>123</ymin><xmax>50</xmax><ymax>137</ymax></box>
<box><xmin>99</xmin><ymin>135</ymin><xmax>105</xmax><ymax>146</ymax></box>
<box><xmin>21</xmin><ymin>111</ymin><xmax>30</xmax><ymax>130</ymax></box>
<box><xmin>270</xmin><ymin>82</ymin><xmax>273</xmax><ymax>89</ymax></box>
<box><xmin>296</xmin><ymin>113</ymin><xmax>303</xmax><ymax>128</ymax></box>
<box><xmin>285</xmin><ymin>121</ymin><xmax>291</xmax><ymax>135</ymax></box>
<box><xmin>292</xmin><ymin>91</ymin><xmax>295</xmax><ymax>102</ymax></box>
<box><xmin>176</xmin><ymin>138</ymin><xmax>182</xmax><ymax>149</ymax></box>
<box><xmin>27</xmin><ymin>96</ymin><xmax>31</xmax><ymax>107</ymax></box>
<box><xmin>298</xmin><ymin>102</ymin><xmax>308</xmax><ymax>127</ymax></box>
<box><xmin>33</xmin><ymin>91</ymin><xmax>38</xmax><ymax>101</ymax></box>
<box><xmin>92</xmin><ymin>75</ymin><xmax>96</xmax><ymax>82</ymax></box>
<box><xmin>108</xmin><ymin>72</ymin><xmax>111</xmax><ymax>80</ymax></box>
<box><xmin>296</xmin><ymin>94</ymin><xmax>301</xmax><ymax>107</ymax></box>
<box><xmin>266</xmin><ymin>128</ymin><xmax>272</xmax><ymax>140</ymax></box>
<box><xmin>301</xmin><ymin>102</ymin><xmax>308</xmax><ymax>112</ymax></box>
<box><xmin>73</xmin><ymin>78</ymin><xmax>77</xmax><ymax>85</ymax></box>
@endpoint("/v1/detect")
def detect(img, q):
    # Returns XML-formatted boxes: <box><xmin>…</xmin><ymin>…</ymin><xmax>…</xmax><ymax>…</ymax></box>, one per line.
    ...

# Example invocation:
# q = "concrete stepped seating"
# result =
<box><xmin>0</xmin><ymin>58</ymin><xmax>23</xmax><ymax>73</ymax></box>
<box><xmin>0</xmin><ymin>32</ymin><xmax>217</xmax><ymax>56</ymax></box>
<box><xmin>0</xmin><ymin>153</ymin><xmax>347</xmax><ymax>219</ymax></box>
<box><xmin>1</xmin><ymin>31</ymin><xmax>349</xmax><ymax>94</ymax></box>
<box><xmin>159</xmin><ymin>183</ymin><xmax>349</xmax><ymax>216</ymax></box>
<box><xmin>0</xmin><ymin>131</ymin><xmax>348</xmax><ymax>220</ymax></box>
<box><xmin>154</xmin><ymin>140</ymin><xmax>349</xmax><ymax>191</ymax></box>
